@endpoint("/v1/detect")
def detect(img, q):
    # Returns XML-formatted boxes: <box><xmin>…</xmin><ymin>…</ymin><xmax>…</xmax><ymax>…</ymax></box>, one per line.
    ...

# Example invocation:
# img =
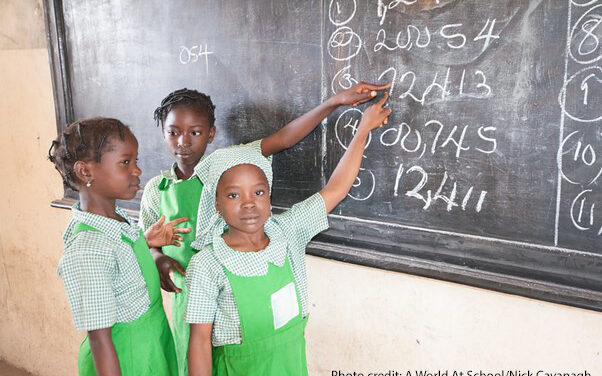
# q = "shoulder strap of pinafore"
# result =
<box><xmin>72</xmin><ymin>222</ymin><xmax>100</xmax><ymax>235</ymax></box>
<box><xmin>72</xmin><ymin>222</ymin><xmax>132</xmax><ymax>244</ymax></box>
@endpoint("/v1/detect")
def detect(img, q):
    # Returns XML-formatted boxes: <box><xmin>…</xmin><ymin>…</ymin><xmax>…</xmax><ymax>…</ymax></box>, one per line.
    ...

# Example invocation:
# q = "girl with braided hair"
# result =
<box><xmin>49</xmin><ymin>117</ymin><xmax>190</xmax><ymax>375</ymax></box>
<box><xmin>140</xmin><ymin>83</ymin><xmax>390</xmax><ymax>375</ymax></box>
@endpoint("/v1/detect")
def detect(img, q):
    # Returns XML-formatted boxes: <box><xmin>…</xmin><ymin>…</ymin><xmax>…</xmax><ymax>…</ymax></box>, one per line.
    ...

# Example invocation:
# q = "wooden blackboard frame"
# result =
<box><xmin>44</xmin><ymin>0</ymin><xmax>78</xmax><ymax>204</ymax></box>
<box><xmin>44</xmin><ymin>0</ymin><xmax>602</xmax><ymax>312</ymax></box>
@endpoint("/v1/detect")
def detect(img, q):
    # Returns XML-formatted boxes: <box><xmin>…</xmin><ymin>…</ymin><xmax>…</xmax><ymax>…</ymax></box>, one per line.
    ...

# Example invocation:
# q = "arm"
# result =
<box><xmin>88</xmin><ymin>327</ymin><xmax>121</xmax><ymax>376</ymax></box>
<box><xmin>260</xmin><ymin>82</ymin><xmax>391</xmax><ymax>156</ymax></box>
<box><xmin>320</xmin><ymin>92</ymin><xmax>391</xmax><ymax>213</ymax></box>
<box><xmin>188</xmin><ymin>323</ymin><xmax>213</xmax><ymax>376</ymax></box>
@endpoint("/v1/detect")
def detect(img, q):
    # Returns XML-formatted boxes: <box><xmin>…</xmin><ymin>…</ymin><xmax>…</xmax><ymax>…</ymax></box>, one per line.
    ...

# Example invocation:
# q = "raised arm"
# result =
<box><xmin>319</xmin><ymin>92</ymin><xmax>391</xmax><ymax>213</ymax></box>
<box><xmin>260</xmin><ymin>82</ymin><xmax>391</xmax><ymax>156</ymax></box>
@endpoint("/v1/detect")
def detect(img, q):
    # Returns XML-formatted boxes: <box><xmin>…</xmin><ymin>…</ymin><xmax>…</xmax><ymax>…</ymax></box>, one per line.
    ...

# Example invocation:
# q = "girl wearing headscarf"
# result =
<box><xmin>186</xmin><ymin>93</ymin><xmax>391</xmax><ymax>376</ymax></box>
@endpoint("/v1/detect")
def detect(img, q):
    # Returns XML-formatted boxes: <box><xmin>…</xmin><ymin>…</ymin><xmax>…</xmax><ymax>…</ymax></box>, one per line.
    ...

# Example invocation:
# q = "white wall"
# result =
<box><xmin>306</xmin><ymin>257</ymin><xmax>601</xmax><ymax>374</ymax></box>
<box><xmin>0</xmin><ymin>1</ymin><xmax>82</xmax><ymax>375</ymax></box>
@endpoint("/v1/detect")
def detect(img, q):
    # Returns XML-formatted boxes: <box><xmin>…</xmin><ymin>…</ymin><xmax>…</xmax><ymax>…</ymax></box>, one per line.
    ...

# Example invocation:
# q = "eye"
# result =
<box><xmin>227</xmin><ymin>193</ymin><xmax>239</xmax><ymax>199</ymax></box>
<box><xmin>166</xmin><ymin>130</ymin><xmax>177</xmax><ymax>136</ymax></box>
<box><xmin>191</xmin><ymin>131</ymin><xmax>202</xmax><ymax>136</ymax></box>
<box><xmin>255</xmin><ymin>189</ymin><xmax>265</xmax><ymax>196</ymax></box>
<box><xmin>122</xmin><ymin>160</ymin><xmax>130</xmax><ymax>165</ymax></box>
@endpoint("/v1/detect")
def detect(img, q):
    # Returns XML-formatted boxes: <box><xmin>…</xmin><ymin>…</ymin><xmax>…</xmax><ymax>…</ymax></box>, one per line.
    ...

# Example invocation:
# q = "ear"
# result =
<box><xmin>214</xmin><ymin>200</ymin><xmax>220</xmax><ymax>216</ymax></box>
<box><xmin>73</xmin><ymin>160</ymin><xmax>93</xmax><ymax>186</ymax></box>
<box><xmin>208</xmin><ymin>126</ymin><xmax>216</xmax><ymax>144</ymax></box>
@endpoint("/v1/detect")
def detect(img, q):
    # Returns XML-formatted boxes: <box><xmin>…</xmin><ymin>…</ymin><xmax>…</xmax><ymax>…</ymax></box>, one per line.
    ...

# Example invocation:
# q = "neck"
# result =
<box><xmin>175</xmin><ymin>162</ymin><xmax>197</xmax><ymax>180</ymax></box>
<box><xmin>79</xmin><ymin>190</ymin><xmax>124</xmax><ymax>221</ymax></box>
<box><xmin>222</xmin><ymin>227</ymin><xmax>269</xmax><ymax>252</ymax></box>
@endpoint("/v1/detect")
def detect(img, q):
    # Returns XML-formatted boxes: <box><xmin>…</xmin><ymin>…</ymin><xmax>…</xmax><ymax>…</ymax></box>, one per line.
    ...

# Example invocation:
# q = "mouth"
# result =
<box><xmin>240</xmin><ymin>215</ymin><xmax>260</xmax><ymax>223</ymax></box>
<box><xmin>176</xmin><ymin>150</ymin><xmax>193</xmax><ymax>158</ymax></box>
<box><xmin>130</xmin><ymin>180</ymin><xmax>141</xmax><ymax>190</ymax></box>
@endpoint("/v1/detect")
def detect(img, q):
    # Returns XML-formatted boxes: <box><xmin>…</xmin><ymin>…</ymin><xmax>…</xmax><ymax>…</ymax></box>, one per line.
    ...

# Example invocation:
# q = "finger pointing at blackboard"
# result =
<box><xmin>361</xmin><ymin>91</ymin><xmax>392</xmax><ymax>130</ymax></box>
<box><xmin>332</xmin><ymin>81</ymin><xmax>392</xmax><ymax>107</ymax></box>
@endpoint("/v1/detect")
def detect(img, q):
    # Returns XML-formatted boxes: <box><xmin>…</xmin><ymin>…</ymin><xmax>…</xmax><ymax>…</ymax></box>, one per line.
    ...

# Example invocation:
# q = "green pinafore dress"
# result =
<box><xmin>212</xmin><ymin>254</ymin><xmax>309</xmax><ymax>375</ymax></box>
<box><xmin>75</xmin><ymin>222</ymin><xmax>178</xmax><ymax>375</ymax></box>
<box><xmin>158</xmin><ymin>175</ymin><xmax>203</xmax><ymax>375</ymax></box>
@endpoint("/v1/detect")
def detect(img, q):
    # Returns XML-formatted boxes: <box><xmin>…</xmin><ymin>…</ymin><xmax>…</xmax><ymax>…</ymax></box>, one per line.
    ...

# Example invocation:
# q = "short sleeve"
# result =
<box><xmin>58</xmin><ymin>233</ymin><xmax>117</xmax><ymax>331</ymax></box>
<box><xmin>243</xmin><ymin>139</ymin><xmax>273</xmax><ymax>163</ymax></box>
<box><xmin>139</xmin><ymin>176</ymin><xmax>162</xmax><ymax>230</ymax></box>
<box><xmin>274</xmin><ymin>192</ymin><xmax>329</xmax><ymax>248</ymax></box>
<box><xmin>185</xmin><ymin>251</ymin><xmax>219</xmax><ymax>324</ymax></box>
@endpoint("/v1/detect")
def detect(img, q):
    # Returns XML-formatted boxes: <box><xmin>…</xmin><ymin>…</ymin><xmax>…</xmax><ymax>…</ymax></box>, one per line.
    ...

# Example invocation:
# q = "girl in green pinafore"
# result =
<box><xmin>140</xmin><ymin>83</ymin><xmax>390</xmax><ymax>375</ymax></box>
<box><xmin>49</xmin><ymin>117</ymin><xmax>191</xmax><ymax>375</ymax></box>
<box><xmin>185</xmin><ymin>93</ymin><xmax>391</xmax><ymax>375</ymax></box>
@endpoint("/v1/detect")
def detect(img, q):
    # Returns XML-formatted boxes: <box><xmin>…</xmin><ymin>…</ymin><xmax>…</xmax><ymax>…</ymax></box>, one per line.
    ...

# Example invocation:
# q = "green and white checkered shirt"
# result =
<box><xmin>139</xmin><ymin>164</ymin><xmax>178</xmax><ymax>231</ymax></box>
<box><xmin>57</xmin><ymin>203</ymin><xmax>150</xmax><ymax>331</ymax></box>
<box><xmin>139</xmin><ymin>140</ymin><xmax>265</xmax><ymax>232</ymax></box>
<box><xmin>185</xmin><ymin>193</ymin><xmax>328</xmax><ymax>346</ymax></box>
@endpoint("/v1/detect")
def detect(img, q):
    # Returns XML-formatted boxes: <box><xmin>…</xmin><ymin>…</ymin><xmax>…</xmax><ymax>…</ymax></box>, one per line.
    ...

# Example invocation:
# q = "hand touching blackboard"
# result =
<box><xmin>261</xmin><ymin>82</ymin><xmax>391</xmax><ymax>156</ymax></box>
<box><xmin>321</xmin><ymin>92</ymin><xmax>392</xmax><ymax>213</ymax></box>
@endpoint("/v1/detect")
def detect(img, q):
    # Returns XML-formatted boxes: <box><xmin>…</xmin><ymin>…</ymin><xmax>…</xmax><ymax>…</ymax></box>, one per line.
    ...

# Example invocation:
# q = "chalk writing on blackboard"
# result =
<box><xmin>556</xmin><ymin>0</ymin><xmax>602</xmax><ymax>244</ymax></box>
<box><xmin>376</xmin><ymin>67</ymin><xmax>492</xmax><ymax>106</ymax></box>
<box><xmin>327</xmin><ymin>0</ymin><xmax>500</xmax><ymax>214</ymax></box>
<box><xmin>178</xmin><ymin>43</ymin><xmax>214</xmax><ymax>76</ymax></box>
<box><xmin>373</xmin><ymin>19</ymin><xmax>500</xmax><ymax>52</ymax></box>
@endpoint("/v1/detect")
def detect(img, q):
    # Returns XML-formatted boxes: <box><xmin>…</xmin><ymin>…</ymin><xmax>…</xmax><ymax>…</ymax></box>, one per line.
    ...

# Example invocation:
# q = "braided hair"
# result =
<box><xmin>48</xmin><ymin>117</ymin><xmax>131</xmax><ymax>191</ymax></box>
<box><xmin>153</xmin><ymin>88</ymin><xmax>216</xmax><ymax>129</ymax></box>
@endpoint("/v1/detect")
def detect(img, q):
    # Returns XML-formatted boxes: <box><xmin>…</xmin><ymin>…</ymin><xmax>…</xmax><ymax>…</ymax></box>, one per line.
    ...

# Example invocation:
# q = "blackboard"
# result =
<box><xmin>45</xmin><ymin>0</ymin><xmax>602</xmax><ymax>311</ymax></box>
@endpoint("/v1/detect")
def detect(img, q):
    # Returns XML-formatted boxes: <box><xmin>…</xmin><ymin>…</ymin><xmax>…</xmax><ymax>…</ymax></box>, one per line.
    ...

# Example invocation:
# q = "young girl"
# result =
<box><xmin>49</xmin><ymin>117</ymin><xmax>190</xmax><ymax>375</ymax></box>
<box><xmin>140</xmin><ymin>83</ymin><xmax>390</xmax><ymax>375</ymax></box>
<box><xmin>185</xmin><ymin>93</ymin><xmax>391</xmax><ymax>375</ymax></box>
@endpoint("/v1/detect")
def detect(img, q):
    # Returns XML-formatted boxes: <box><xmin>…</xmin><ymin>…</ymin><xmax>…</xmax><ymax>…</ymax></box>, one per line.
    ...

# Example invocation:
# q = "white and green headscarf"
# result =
<box><xmin>190</xmin><ymin>144</ymin><xmax>273</xmax><ymax>250</ymax></box>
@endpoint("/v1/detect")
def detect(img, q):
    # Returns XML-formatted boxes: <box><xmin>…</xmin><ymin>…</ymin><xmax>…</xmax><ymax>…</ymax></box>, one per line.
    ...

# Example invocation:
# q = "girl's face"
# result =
<box><xmin>87</xmin><ymin>132</ymin><xmax>142</xmax><ymax>200</ymax></box>
<box><xmin>163</xmin><ymin>106</ymin><xmax>216</xmax><ymax>171</ymax></box>
<box><xmin>215</xmin><ymin>164</ymin><xmax>271</xmax><ymax>236</ymax></box>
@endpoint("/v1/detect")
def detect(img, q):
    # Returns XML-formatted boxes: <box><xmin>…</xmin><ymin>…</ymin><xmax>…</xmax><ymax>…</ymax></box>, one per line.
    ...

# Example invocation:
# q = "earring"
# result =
<box><xmin>86</xmin><ymin>180</ymin><xmax>92</xmax><ymax>187</ymax></box>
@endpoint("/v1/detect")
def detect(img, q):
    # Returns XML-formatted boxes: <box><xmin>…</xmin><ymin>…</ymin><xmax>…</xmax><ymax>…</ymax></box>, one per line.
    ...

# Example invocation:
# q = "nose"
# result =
<box><xmin>241</xmin><ymin>196</ymin><xmax>256</xmax><ymax>209</ymax></box>
<box><xmin>132</xmin><ymin>163</ymin><xmax>142</xmax><ymax>176</ymax></box>
<box><xmin>178</xmin><ymin>133</ymin><xmax>191</xmax><ymax>147</ymax></box>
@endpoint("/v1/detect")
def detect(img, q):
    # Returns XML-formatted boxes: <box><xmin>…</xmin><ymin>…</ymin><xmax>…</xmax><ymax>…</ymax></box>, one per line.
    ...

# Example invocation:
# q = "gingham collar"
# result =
<box><xmin>64</xmin><ymin>202</ymin><xmax>141</xmax><ymax>244</ymax></box>
<box><xmin>211</xmin><ymin>217</ymin><xmax>288</xmax><ymax>277</ymax></box>
<box><xmin>162</xmin><ymin>159</ymin><xmax>207</xmax><ymax>183</ymax></box>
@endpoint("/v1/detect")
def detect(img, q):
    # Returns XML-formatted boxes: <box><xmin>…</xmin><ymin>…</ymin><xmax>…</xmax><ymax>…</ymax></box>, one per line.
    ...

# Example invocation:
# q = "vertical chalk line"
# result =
<box><xmin>320</xmin><ymin>0</ymin><xmax>327</xmax><ymax>188</ymax></box>
<box><xmin>555</xmin><ymin>1</ymin><xmax>573</xmax><ymax>246</ymax></box>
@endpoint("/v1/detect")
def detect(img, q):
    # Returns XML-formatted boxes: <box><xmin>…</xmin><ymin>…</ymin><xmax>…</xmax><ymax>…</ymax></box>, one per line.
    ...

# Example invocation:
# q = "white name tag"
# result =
<box><xmin>271</xmin><ymin>282</ymin><xmax>299</xmax><ymax>330</ymax></box>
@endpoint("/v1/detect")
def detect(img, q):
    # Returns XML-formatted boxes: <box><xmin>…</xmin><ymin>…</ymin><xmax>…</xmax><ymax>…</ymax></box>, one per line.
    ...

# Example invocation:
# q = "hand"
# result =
<box><xmin>144</xmin><ymin>216</ymin><xmax>191</xmax><ymax>249</ymax></box>
<box><xmin>331</xmin><ymin>81</ymin><xmax>392</xmax><ymax>107</ymax></box>
<box><xmin>155</xmin><ymin>253</ymin><xmax>186</xmax><ymax>293</ymax></box>
<box><xmin>358</xmin><ymin>92</ymin><xmax>392</xmax><ymax>133</ymax></box>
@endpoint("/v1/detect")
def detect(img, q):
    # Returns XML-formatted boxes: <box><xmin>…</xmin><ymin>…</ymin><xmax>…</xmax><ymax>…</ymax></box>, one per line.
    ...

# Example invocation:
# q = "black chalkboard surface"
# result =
<box><xmin>45</xmin><ymin>0</ymin><xmax>602</xmax><ymax>310</ymax></box>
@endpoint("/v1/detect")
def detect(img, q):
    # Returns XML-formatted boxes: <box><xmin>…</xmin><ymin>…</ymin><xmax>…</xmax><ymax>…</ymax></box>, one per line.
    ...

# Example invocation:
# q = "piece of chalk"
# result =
<box><xmin>371</xmin><ymin>90</ymin><xmax>377</xmax><ymax>96</ymax></box>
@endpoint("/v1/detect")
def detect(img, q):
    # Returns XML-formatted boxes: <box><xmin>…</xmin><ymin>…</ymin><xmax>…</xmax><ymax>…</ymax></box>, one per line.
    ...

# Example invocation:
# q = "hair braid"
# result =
<box><xmin>48</xmin><ymin>117</ymin><xmax>132</xmax><ymax>191</ymax></box>
<box><xmin>153</xmin><ymin>88</ymin><xmax>216</xmax><ymax>129</ymax></box>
